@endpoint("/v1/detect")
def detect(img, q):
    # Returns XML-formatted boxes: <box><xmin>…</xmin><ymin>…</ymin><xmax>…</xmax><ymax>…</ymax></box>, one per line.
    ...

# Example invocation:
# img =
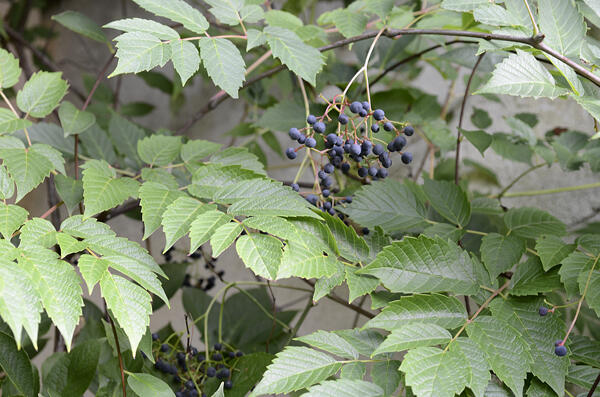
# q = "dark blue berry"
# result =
<box><xmin>306</xmin><ymin>194</ymin><xmax>318</xmax><ymax>205</ymax></box>
<box><xmin>361</xmin><ymin>140</ymin><xmax>372</xmax><ymax>155</ymax></box>
<box><xmin>349</xmin><ymin>101</ymin><xmax>362</xmax><ymax>114</ymax></box>
<box><xmin>539</xmin><ymin>307</ymin><xmax>549</xmax><ymax>316</ymax></box>
<box><xmin>297</xmin><ymin>135</ymin><xmax>306</xmax><ymax>144</ymax></box>
<box><xmin>362</xmin><ymin>227</ymin><xmax>370</xmax><ymax>235</ymax></box>
<box><xmin>190</xmin><ymin>347</ymin><xmax>198</xmax><ymax>356</ymax></box>
<box><xmin>323</xmin><ymin>201</ymin><xmax>332</xmax><ymax>210</ymax></box>
<box><xmin>332</xmin><ymin>146</ymin><xmax>344</xmax><ymax>156</ymax></box>
<box><xmin>338</xmin><ymin>114</ymin><xmax>349</xmax><ymax>124</ymax></box>
<box><xmin>387</xmin><ymin>141</ymin><xmax>396</xmax><ymax>152</ymax></box>
<box><xmin>331</xmin><ymin>155</ymin><xmax>343</xmax><ymax>166</ymax></box>
<box><xmin>344</xmin><ymin>143</ymin><xmax>352</xmax><ymax>153</ymax></box>
<box><xmin>371</xmin><ymin>124</ymin><xmax>380</xmax><ymax>133</ymax></box>
<box><xmin>313</xmin><ymin>121</ymin><xmax>326</xmax><ymax>134</ymax></box>
<box><xmin>197</xmin><ymin>354</ymin><xmax>205</xmax><ymax>362</ymax></box>
<box><xmin>358</xmin><ymin>109</ymin><xmax>368</xmax><ymax>117</ymax></box>
<box><xmin>335</xmin><ymin>136</ymin><xmax>344</xmax><ymax>146</ymax></box>
<box><xmin>350</xmin><ymin>143</ymin><xmax>362</xmax><ymax>156</ymax></box>
<box><xmin>401</xmin><ymin>152</ymin><xmax>413</xmax><ymax>164</ymax></box>
<box><xmin>185</xmin><ymin>380</ymin><xmax>195</xmax><ymax>389</ymax></box>
<box><xmin>160</xmin><ymin>344</ymin><xmax>170</xmax><ymax>352</ymax></box>
<box><xmin>341</xmin><ymin>162</ymin><xmax>350</xmax><ymax>173</ymax></box>
<box><xmin>380</xmin><ymin>155</ymin><xmax>392</xmax><ymax>168</ymax></box>
<box><xmin>377</xmin><ymin>168</ymin><xmax>388</xmax><ymax>178</ymax></box>
<box><xmin>189</xmin><ymin>391</ymin><xmax>199</xmax><ymax>397</ymax></box>
<box><xmin>289</xmin><ymin>128</ymin><xmax>301</xmax><ymax>140</ymax></box>
<box><xmin>217</xmin><ymin>368</ymin><xmax>231</xmax><ymax>379</ymax></box>
<box><xmin>307</xmin><ymin>114</ymin><xmax>317</xmax><ymax>125</ymax></box>
<box><xmin>403</xmin><ymin>125</ymin><xmax>414</xmax><ymax>136</ymax></box>
<box><xmin>326</xmin><ymin>133</ymin><xmax>338</xmax><ymax>145</ymax></box>
<box><xmin>305</xmin><ymin>137</ymin><xmax>317</xmax><ymax>148</ymax></box>
<box><xmin>361</xmin><ymin>101</ymin><xmax>370</xmax><ymax>111</ymax></box>
<box><xmin>176</xmin><ymin>352</ymin><xmax>185</xmax><ymax>360</ymax></box>
<box><xmin>152</xmin><ymin>333</ymin><xmax>159</xmax><ymax>341</ymax></box>
<box><xmin>291</xmin><ymin>183</ymin><xmax>300</xmax><ymax>192</ymax></box>
<box><xmin>228</xmin><ymin>351</ymin><xmax>235</xmax><ymax>358</ymax></box>
<box><xmin>285</xmin><ymin>148</ymin><xmax>297</xmax><ymax>159</ymax></box>
<box><xmin>393</xmin><ymin>136</ymin><xmax>407</xmax><ymax>151</ymax></box>
<box><xmin>322</xmin><ymin>189</ymin><xmax>330</xmax><ymax>197</ymax></box>
<box><xmin>167</xmin><ymin>364</ymin><xmax>178</xmax><ymax>375</ymax></box>
<box><xmin>358</xmin><ymin>167</ymin><xmax>368</xmax><ymax>177</ymax></box>
<box><xmin>555</xmin><ymin>345</ymin><xmax>567</xmax><ymax>356</ymax></box>
<box><xmin>224</xmin><ymin>380</ymin><xmax>233</xmax><ymax>389</ymax></box>
<box><xmin>321</xmin><ymin>176</ymin><xmax>333</xmax><ymax>187</ymax></box>
<box><xmin>368</xmin><ymin>166</ymin><xmax>378</xmax><ymax>177</ymax></box>
<box><xmin>318</xmin><ymin>170</ymin><xmax>327</xmax><ymax>180</ymax></box>
<box><xmin>372</xmin><ymin>144</ymin><xmax>385</xmax><ymax>156</ymax></box>
<box><xmin>175</xmin><ymin>392</ymin><xmax>184</xmax><ymax>397</ymax></box>
<box><xmin>373</xmin><ymin>109</ymin><xmax>385</xmax><ymax>121</ymax></box>
<box><xmin>555</xmin><ymin>339</ymin><xmax>563</xmax><ymax>346</ymax></box>
<box><xmin>345</xmin><ymin>196</ymin><xmax>353</xmax><ymax>203</ymax></box>
<box><xmin>328</xmin><ymin>208</ymin><xmax>335</xmax><ymax>215</ymax></box>
<box><xmin>206</xmin><ymin>367</ymin><xmax>216</xmax><ymax>377</ymax></box>
<box><xmin>212</xmin><ymin>352</ymin><xmax>223</xmax><ymax>361</ymax></box>
<box><xmin>383</xmin><ymin>122</ymin><xmax>394</xmax><ymax>131</ymax></box>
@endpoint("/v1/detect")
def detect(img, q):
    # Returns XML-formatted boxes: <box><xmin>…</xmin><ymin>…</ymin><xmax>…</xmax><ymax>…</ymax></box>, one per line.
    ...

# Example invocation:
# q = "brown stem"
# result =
<box><xmin>108</xmin><ymin>312</ymin><xmax>127</xmax><ymax>397</ymax></box>
<box><xmin>265</xmin><ymin>281</ymin><xmax>277</xmax><ymax>353</ymax></box>
<box><xmin>302</xmin><ymin>279</ymin><xmax>375</xmax><ymax>319</ymax></box>
<box><xmin>40</xmin><ymin>200</ymin><xmax>63</xmax><ymax>220</ymax></box>
<box><xmin>455</xmin><ymin>53</ymin><xmax>485</xmax><ymax>185</ymax></box>
<box><xmin>588</xmin><ymin>372</ymin><xmax>600</xmax><ymax>397</ymax></box>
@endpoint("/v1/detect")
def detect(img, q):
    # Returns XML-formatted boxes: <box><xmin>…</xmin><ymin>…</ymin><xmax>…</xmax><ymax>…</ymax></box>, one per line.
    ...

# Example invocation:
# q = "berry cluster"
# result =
<box><xmin>538</xmin><ymin>306</ymin><xmax>568</xmax><ymax>357</ymax></box>
<box><xmin>285</xmin><ymin>99</ymin><xmax>413</xmax><ymax>213</ymax></box>
<box><xmin>151</xmin><ymin>334</ymin><xmax>241</xmax><ymax>396</ymax></box>
<box><xmin>163</xmin><ymin>247</ymin><xmax>224</xmax><ymax>292</ymax></box>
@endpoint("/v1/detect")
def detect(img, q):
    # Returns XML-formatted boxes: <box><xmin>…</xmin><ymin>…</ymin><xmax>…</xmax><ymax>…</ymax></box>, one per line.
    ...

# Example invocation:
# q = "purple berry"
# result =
<box><xmin>358</xmin><ymin>109</ymin><xmax>368</xmax><ymax>117</ymax></box>
<box><xmin>313</xmin><ymin>121</ymin><xmax>326</xmax><ymax>134</ymax></box>
<box><xmin>383</xmin><ymin>122</ymin><xmax>394</xmax><ymax>131</ymax></box>
<box><xmin>403</xmin><ymin>125</ymin><xmax>414</xmax><ymax>136</ymax></box>
<box><xmin>377</xmin><ymin>168</ymin><xmax>388</xmax><ymax>178</ymax></box>
<box><xmin>291</xmin><ymin>183</ymin><xmax>300</xmax><ymax>192</ymax></box>
<box><xmin>555</xmin><ymin>345</ymin><xmax>567</xmax><ymax>356</ymax></box>
<box><xmin>373</xmin><ymin>109</ymin><xmax>385</xmax><ymax>121</ymax></box>
<box><xmin>285</xmin><ymin>148</ymin><xmax>297</xmax><ymax>159</ymax></box>
<box><xmin>371</xmin><ymin>124</ymin><xmax>380</xmax><ymax>133</ymax></box>
<box><xmin>305</xmin><ymin>137</ymin><xmax>317</xmax><ymax>148</ymax></box>
<box><xmin>361</xmin><ymin>101</ymin><xmax>370</xmax><ymax>111</ymax></box>
<box><xmin>289</xmin><ymin>128</ymin><xmax>301</xmax><ymax>140</ymax></box>
<box><xmin>539</xmin><ymin>307</ymin><xmax>549</xmax><ymax>316</ymax></box>
<box><xmin>372</xmin><ymin>144</ymin><xmax>385</xmax><ymax>156</ymax></box>
<box><xmin>307</xmin><ymin>114</ymin><xmax>317</xmax><ymax>125</ymax></box>
<box><xmin>401</xmin><ymin>152</ymin><xmax>413</xmax><ymax>164</ymax></box>
<box><xmin>358</xmin><ymin>167</ymin><xmax>368</xmax><ymax>177</ymax></box>
<box><xmin>338</xmin><ymin>114</ymin><xmax>349</xmax><ymax>124</ymax></box>
<box><xmin>324</xmin><ymin>163</ymin><xmax>335</xmax><ymax>174</ymax></box>
<box><xmin>350</xmin><ymin>143</ymin><xmax>362</xmax><ymax>156</ymax></box>
<box><xmin>349</xmin><ymin>101</ymin><xmax>362</xmax><ymax>114</ymax></box>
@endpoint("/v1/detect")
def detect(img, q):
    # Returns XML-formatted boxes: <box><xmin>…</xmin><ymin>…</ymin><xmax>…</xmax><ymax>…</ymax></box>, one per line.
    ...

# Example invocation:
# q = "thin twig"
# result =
<box><xmin>108</xmin><ymin>312</ymin><xmax>127</xmax><ymax>397</ymax></box>
<box><xmin>522</xmin><ymin>0</ymin><xmax>539</xmax><ymax>35</ymax></box>
<box><xmin>302</xmin><ymin>280</ymin><xmax>375</xmax><ymax>319</ymax></box>
<box><xmin>265</xmin><ymin>281</ymin><xmax>277</xmax><ymax>353</ymax></box>
<box><xmin>455</xmin><ymin>53</ymin><xmax>485</xmax><ymax>185</ymax></box>
<box><xmin>588</xmin><ymin>372</ymin><xmax>600</xmax><ymax>397</ymax></box>
<box><xmin>495</xmin><ymin>163</ymin><xmax>545</xmax><ymax>199</ymax></box>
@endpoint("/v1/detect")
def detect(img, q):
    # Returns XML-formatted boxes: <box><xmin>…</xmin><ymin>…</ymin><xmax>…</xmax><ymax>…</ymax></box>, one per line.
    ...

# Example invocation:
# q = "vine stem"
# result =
<box><xmin>495</xmin><ymin>163</ymin><xmax>546</xmax><ymax>199</ymax></box>
<box><xmin>40</xmin><ymin>201</ymin><xmax>63</xmax><ymax>219</ymax></box>
<box><xmin>489</xmin><ymin>181</ymin><xmax>600</xmax><ymax>199</ymax></box>
<box><xmin>0</xmin><ymin>89</ymin><xmax>31</xmax><ymax>146</ymax></box>
<box><xmin>443</xmin><ymin>279</ymin><xmax>511</xmax><ymax>352</ymax></box>
<box><xmin>107</xmin><ymin>310</ymin><xmax>126</xmax><ymax>397</ymax></box>
<box><xmin>455</xmin><ymin>53</ymin><xmax>485</xmax><ymax>185</ymax></box>
<box><xmin>522</xmin><ymin>0</ymin><xmax>539</xmax><ymax>35</ymax></box>
<box><xmin>588</xmin><ymin>372</ymin><xmax>600</xmax><ymax>397</ymax></box>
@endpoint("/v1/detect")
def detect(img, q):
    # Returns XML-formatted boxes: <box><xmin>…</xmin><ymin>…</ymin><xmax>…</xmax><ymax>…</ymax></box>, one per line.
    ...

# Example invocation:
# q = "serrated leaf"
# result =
<box><xmin>131</xmin><ymin>0</ymin><xmax>208</xmax><ymax>34</ymax></box>
<box><xmin>570</xmin><ymin>335</ymin><xmax>600</xmax><ymax>367</ymax></box>
<box><xmin>103</xmin><ymin>18</ymin><xmax>179</xmax><ymax>40</ymax></box>
<box><xmin>161</xmin><ymin>196</ymin><xmax>212</xmax><ymax>251</ymax></box>
<box><xmin>205</xmin><ymin>0</ymin><xmax>244</xmax><ymax>25</ymax></box>
<box><xmin>189</xmin><ymin>164</ymin><xmax>262</xmax><ymax>198</ymax></box>
<box><xmin>400</xmin><ymin>346</ymin><xmax>468</xmax><ymax>397</ymax></box>
<box><xmin>535</xmin><ymin>235</ymin><xmax>576</xmax><ymax>271</ymax></box>
<box><xmin>441</xmin><ymin>0</ymin><xmax>490</xmax><ymax>11</ymax></box>
<box><xmin>137</xmin><ymin>134</ymin><xmax>181</xmax><ymax>166</ymax></box>
<box><xmin>344</xmin><ymin>180</ymin><xmax>427</xmax><ymax>234</ymax></box>
<box><xmin>473</xmin><ymin>4</ymin><xmax>523</xmax><ymax>26</ymax></box>
<box><xmin>139</xmin><ymin>182</ymin><xmax>185</xmax><ymax>239</ymax></box>
<box><xmin>0</xmin><ymin>108</ymin><xmax>31</xmax><ymax>135</ymax></box>
<box><xmin>0</xmin><ymin>48</ymin><xmax>21</xmax><ymax>89</ymax></box>
<box><xmin>364</xmin><ymin>294</ymin><xmax>467</xmax><ymax>331</ymax></box>
<box><xmin>359</xmin><ymin>235</ymin><xmax>478</xmax><ymax>295</ymax></box>
<box><xmin>277</xmin><ymin>240</ymin><xmax>340</xmax><ymax>279</ymax></box>
<box><xmin>110</xmin><ymin>32</ymin><xmax>171</xmax><ymax>77</ymax></box>
<box><xmin>578</xmin><ymin>257</ymin><xmax>600</xmax><ymax>316</ymax></box>
<box><xmin>54</xmin><ymin>174</ymin><xmax>83</xmax><ymax>214</ymax></box>
<box><xmin>340</xmin><ymin>362</ymin><xmax>366</xmax><ymax>379</ymax></box>
<box><xmin>34</xmin><ymin>143</ymin><xmax>66</xmax><ymax>175</ymax></box>
<box><xmin>371</xmin><ymin>359</ymin><xmax>401</xmax><ymax>395</ymax></box>
<box><xmin>251</xmin><ymin>346</ymin><xmax>342</xmax><ymax>396</ymax></box>
<box><xmin>265</xmin><ymin>10</ymin><xmax>303</xmax><ymax>29</ymax></box>
<box><xmin>52</xmin><ymin>10</ymin><xmax>108</xmax><ymax>44</ymax></box>
<box><xmin>16</xmin><ymin>71</ymin><xmax>68</xmax><ymax>118</ymax></box>
<box><xmin>103</xmin><ymin>254</ymin><xmax>168</xmax><ymax>305</ymax></box>
<box><xmin>334</xmin><ymin>328</ymin><xmax>385</xmax><ymax>357</ymax></box>
<box><xmin>255</xmin><ymin>101</ymin><xmax>305</xmax><ymax>132</ymax></box>
<box><xmin>210</xmin><ymin>221</ymin><xmax>242</xmax><ymax>257</ymax></box>
<box><xmin>422</xmin><ymin>223</ymin><xmax>465</xmax><ymax>242</ymax></box>
<box><xmin>77</xmin><ymin>255</ymin><xmax>108</xmax><ymax>294</ymax></box>
<box><xmin>170</xmin><ymin>39</ymin><xmax>200</xmax><ymax>86</ymax></box>
<box><xmin>189</xmin><ymin>208</ymin><xmax>232</xmax><ymax>253</ymax></box>
<box><xmin>236</xmin><ymin>233</ymin><xmax>283</xmax><ymax>279</ymax></box>
<box><xmin>56</xmin><ymin>232</ymin><xmax>86</xmax><ymax>258</ymax></box>
<box><xmin>0</xmin><ymin>202</ymin><xmax>27</xmax><ymax>239</ymax></box>
<box><xmin>480</xmin><ymin>233</ymin><xmax>526</xmax><ymax>279</ymax></box>
<box><xmin>449</xmin><ymin>338</ymin><xmax>490</xmax><ymax>397</ymax></box>
<box><xmin>81</xmin><ymin>160</ymin><xmax>139</xmax><ymax>218</ymax></box>
<box><xmin>373</xmin><ymin>323</ymin><xmax>451</xmax><ymax>356</ymax></box>
<box><xmin>100</xmin><ymin>272</ymin><xmax>151</xmax><ymax>354</ymax></box>
<box><xmin>490</xmin><ymin>297</ymin><xmax>568</xmax><ymax>396</ymax></box>
<box><xmin>181</xmin><ymin>139</ymin><xmax>222</xmax><ymax>163</ymax></box>
<box><xmin>331</xmin><ymin>10</ymin><xmax>368</xmax><ymax>38</ymax></box>
<box><xmin>321</xmin><ymin>211</ymin><xmax>369</xmax><ymax>262</ymax></box>
<box><xmin>510</xmin><ymin>256</ymin><xmax>562</xmax><ymax>296</ymax></box>
<box><xmin>313</xmin><ymin>263</ymin><xmax>345</xmax><ymax>302</ymax></box>
<box><xmin>567</xmin><ymin>365</ymin><xmax>600</xmax><ymax>389</ymax></box>
<box><xmin>58</xmin><ymin>101</ymin><xmax>95</xmax><ymax>136</ymax></box>
<box><xmin>504</xmin><ymin>207</ymin><xmax>566</xmax><ymax>239</ymax></box>
<box><xmin>127</xmin><ymin>373</ymin><xmax>175</xmax><ymax>397</ymax></box>
<box><xmin>466</xmin><ymin>316</ymin><xmax>532</xmax><ymax>397</ymax></box>
<box><xmin>526</xmin><ymin>378</ymin><xmax>556</xmax><ymax>397</ymax></box>
<box><xmin>19</xmin><ymin>218</ymin><xmax>56</xmax><ymax>248</ymax></box>
<box><xmin>108</xmin><ymin>113</ymin><xmax>145</xmax><ymax>166</ymax></box>
<box><xmin>423</xmin><ymin>179</ymin><xmax>471</xmax><ymax>227</ymax></box>
<box><xmin>476</xmin><ymin>50</ymin><xmax>569</xmax><ymax>99</ymax></box>
<box><xmin>80</xmin><ymin>124</ymin><xmax>117</xmax><ymax>164</ymax></box>
<box><xmin>491</xmin><ymin>133</ymin><xmax>533</xmax><ymax>164</ymax></box>
<box><xmin>242</xmin><ymin>216</ymin><xmax>296</xmax><ymax>240</ymax></box>
<box><xmin>296</xmin><ymin>330</ymin><xmax>359</xmax><ymax>360</ymax></box>
<box><xmin>461</xmin><ymin>129</ymin><xmax>492</xmax><ymax>155</ymax></box>
<box><xmin>559</xmin><ymin>251</ymin><xmax>593</xmax><ymax>298</ymax></box>
<box><xmin>0</xmin><ymin>331</ymin><xmax>37</xmax><ymax>397</ymax></box>
<box><xmin>303</xmin><ymin>379</ymin><xmax>383</xmax><ymax>397</ymax></box>
<box><xmin>247</xmin><ymin>28</ymin><xmax>266</xmax><ymax>51</ymax></box>
<box><xmin>538</xmin><ymin>0</ymin><xmax>586</xmax><ymax>58</ymax></box>
<box><xmin>345</xmin><ymin>267</ymin><xmax>379</xmax><ymax>303</ymax></box>
<box><xmin>210</xmin><ymin>147</ymin><xmax>266</xmax><ymax>175</ymax></box>
<box><xmin>199</xmin><ymin>38</ymin><xmax>246</xmax><ymax>98</ymax></box>
<box><xmin>263</xmin><ymin>26</ymin><xmax>324</xmax><ymax>86</ymax></box>
<box><xmin>19</xmin><ymin>247</ymin><xmax>83</xmax><ymax>351</ymax></box>
<box><xmin>227</xmin><ymin>191</ymin><xmax>320</xmax><ymax>218</ymax></box>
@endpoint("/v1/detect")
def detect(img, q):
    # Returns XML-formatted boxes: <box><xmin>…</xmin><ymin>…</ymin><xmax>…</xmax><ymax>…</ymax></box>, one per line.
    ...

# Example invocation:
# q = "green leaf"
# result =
<box><xmin>449</xmin><ymin>338</ymin><xmax>490</xmax><ymax>397</ymax></box>
<box><xmin>570</xmin><ymin>335</ymin><xmax>600</xmax><ymax>368</ymax></box>
<box><xmin>189</xmin><ymin>164</ymin><xmax>262</xmax><ymax>198</ymax></box>
<box><xmin>81</xmin><ymin>160</ymin><xmax>139</xmax><ymax>218</ymax></box>
<box><xmin>372</xmin><ymin>323</ymin><xmax>451</xmax><ymax>356</ymax></box>
<box><xmin>137</xmin><ymin>135</ymin><xmax>181</xmax><ymax>166</ymax></box>
<box><xmin>103</xmin><ymin>18</ymin><xmax>179</xmax><ymax>40</ymax></box>
<box><xmin>400</xmin><ymin>346</ymin><xmax>468</xmax><ymax>397</ymax></box>
<box><xmin>211</xmin><ymin>383</ymin><xmax>225</xmax><ymax>397</ymax></box>
<box><xmin>359</xmin><ymin>235</ymin><xmax>478</xmax><ymax>295</ymax></box>
<box><xmin>265</xmin><ymin>9</ymin><xmax>303</xmax><ymax>29</ymax></box>
<box><xmin>204</xmin><ymin>0</ymin><xmax>244</xmax><ymax>25</ymax></box>
<box><xmin>331</xmin><ymin>10</ymin><xmax>368</xmax><ymax>38</ymax></box>
<box><xmin>334</xmin><ymin>328</ymin><xmax>385</xmax><ymax>357</ymax></box>
<box><xmin>16</xmin><ymin>71</ymin><xmax>68</xmax><ymax>118</ymax></box>
<box><xmin>567</xmin><ymin>365</ymin><xmax>600</xmax><ymax>389</ymax></box>
<box><xmin>58</xmin><ymin>101</ymin><xmax>96</xmax><ymax>136</ymax></box>
<box><xmin>0</xmin><ymin>108</ymin><xmax>31</xmax><ymax>135</ymax></box>
<box><xmin>243</xmin><ymin>216</ymin><xmax>296</xmax><ymax>240</ymax></box>
<box><xmin>0</xmin><ymin>202</ymin><xmax>27</xmax><ymax>239</ymax></box>
<box><xmin>0</xmin><ymin>164</ymin><xmax>14</xmax><ymax>200</ymax></box>
<box><xmin>255</xmin><ymin>101</ymin><xmax>306</xmax><ymax>132</ymax></box>
<box><xmin>461</xmin><ymin>129</ymin><xmax>492</xmax><ymax>155</ymax></box>
<box><xmin>251</xmin><ymin>346</ymin><xmax>342</xmax><ymax>396</ymax></box>
<box><xmin>475</xmin><ymin>50</ymin><xmax>570</xmax><ymax>99</ymax></box>
<box><xmin>341</xmin><ymin>362</ymin><xmax>366</xmax><ymax>379</ymax></box>
<box><xmin>227</xmin><ymin>189</ymin><xmax>319</xmax><ymax>218</ymax></box>
<box><xmin>19</xmin><ymin>218</ymin><xmax>56</xmax><ymax>248</ymax></box>
<box><xmin>19</xmin><ymin>247</ymin><xmax>83</xmax><ymax>350</ymax></box>
<box><xmin>471</xmin><ymin>107</ymin><xmax>493</xmax><ymax>129</ymax></box>
<box><xmin>538</xmin><ymin>0</ymin><xmax>586</xmax><ymax>58</ymax></box>
<box><xmin>109</xmin><ymin>32</ymin><xmax>171</xmax><ymax>77</ymax></box>
<box><xmin>139</xmin><ymin>182</ymin><xmax>185</xmax><ymax>239</ymax></box>
<box><xmin>210</xmin><ymin>222</ymin><xmax>242</xmax><ymax>257</ymax></box>
<box><xmin>131</xmin><ymin>0</ymin><xmax>209</xmax><ymax>34</ymax></box>
<box><xmin>210</xmin><ymin>147</ymin><xmax>266</xmax><ymax>175</ymax></box>
<box><xmin>80</xmin><ymin>124</ymin><xmax>117</xmax><ymax>164</ymax></box>
<box><xmin>302</xmin><ymin>379</ymin><xmax>383</xmax><ymax>397</ymax></box>
<box><xmin>504</xmin><ymin>207</ymin><xmax>566</xmax><ymax>239</ymax></box>
<box><xmin>277</xmin><ymin>239</ymin><xmax>340</xmax><ymax>279</ymax></box>
<box><xmin>0</xmin><ymin>331</ymin><xmax>37</xmax><ymax>397</ymax></box>
<box><xmin>579</xmin><ymin>258</ymin><xmax>600</xmax><ymax>316</ymax></box>
<box><xmin>440</xmin><ymin>0</ymin><xmax>490</xmax><ymax>11</ymax></box>
<box><xmin>506</xmin><ymin>116</ymin><xmax>536</xmax><ymax>146</ymax></box>
<box><xmin>466</xmin><ymin>316</ymin><xmax>532</xmax><ymax>397</ymax></box>
<box><xmin>0</xmin><ymin>48</ymin><xmax>21</xmax><ymax>89</ymax></box>
<box><xmin>52</xmin><ymin>10</ymin><xmax>109</xmax><ymax>44</ymax></box>
<box><xmin>473</xmin><ymin>4</ymin><xmax>523</xmax><ymax>26</ymax></box>
<box><xmin>313</xmin><ymin>264</ymin><xmax>345</xmax><ymax>302</ymax></box>
<box><xmin>199</xmin><ymin>38</ymin><xmax>246</xmax><ymax>98</ymax></box>
<box><xmin>510</xmin><ymin>257</ymin><xmax>562</xmax><ymax>296</ymax></box>
<box><xmin>100</xmin><ymin>273</ymin><xmax>151</xmax><ymax>353</ymax></box>
<box><xmin>263</xmin><ymin>26</ymin><xmax>324</xmax><ymax>86</ymax></box>
<box><xmin>321</xmin><ymin>211</ymin><xmax>369</xmax><ymax>263</ymax></box>
<box><xmin>56</xmin><ymin>232</ymin><xmax>86</xmax><ymax>258</ymax></box>
<box><xmin>161</xmin><ymin>196</ymin><xmax>212</xmax><ymax>251</ymax></box>
<box><xmin>535</xmin><ymin>235</ymin><xmax>576</xmax><ymax>271</ymax></box>
<box><xmin>526</xmin><ymin>378</ymin><xmax>556</xmax><ymax>397</ymax></box>
<box><xmin>423</xmin><ymin>179</ymin><xmax>471</xmax><ymax>227</ymax></box>
<box><xmin>422</xmin><ymin>222</ymin><xmax>465</xmax><ymax>242</ymax></box>
<box><xmin>296</xmin><ymin>330</ymin><xmax>359</xmax><ymax>360</ymax></box>
<box><xmin>127</xmin><ymin>373</ymin><xmax>175</xmax><ymax>397</ymax></box>
<box><xmin>108</xmin><ymin>113</ymin><xmax>145</xmax><ymax>166</ymax></box>
<box><xmin>480</xmin><ymin>233</ymin><xmax>526</xmax><ymax>279</ymax></box>
<box><xmin>559</xmin><ymin>251</ymin><xmax>593</xmax><ymax>298</ymax></box>
<box><xmin>345</xmin><ymin>267</ymin><xmax>379</xmax><ymax>303</ymax></box>
<box><xmin>189</xmin><ymin>208</ymin><xmax>232</xmax><ymax>253</ymax></box>
<box><xmin>170</xmin><ymin>39</ymin><xmax>200</xmax><ymax>86</ymax></box>
<box><xmin>344</xmin><ymin>180</ymin><xmax>427</xmax><ymax>234</ymax></box>
<box><xmin>364</xmin><ymin>293</ymin><xmax>467</xmax><ymax>331</ymax></box>
<box><xmin>181</xmin><ymin>139</ymin><xmax>222</xmax><ymax>163</ymax></box>
<box><xmin>247</xmin><ymin>28</ymin><xmax>266</xmax><ymax>51</ymax></box>
<box><xmin>236</xmin><ymin>233</ymin><xmax>283</xmax><ymax>279</ymax></box>
<box><xmin>491</xmin><ymin>133</ymin><xmax>533</xmax><ymax>164</ymax></box>
<box><xmin>0</xmin><ymin>137</ymin><xmax>55</xmax><ymax>202</ymax></box>
<box><xmin>490</xmin><ymin>297</ymin><xmax>568</xmax><ymax>395</ymax></box>
<box><xmin>371</xmin><ymin>360</ymin><xmax>401</xmax><ymax>395</ymax></box>
<box><xmin>42</xmin><ymin>339</ymin><xmax>100</xmax><ymax>397</ymax></box>
<box><xmin>54</xmin><ymin>174</ymin><xmax>83</xmax><ymax>214</ymax></box>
